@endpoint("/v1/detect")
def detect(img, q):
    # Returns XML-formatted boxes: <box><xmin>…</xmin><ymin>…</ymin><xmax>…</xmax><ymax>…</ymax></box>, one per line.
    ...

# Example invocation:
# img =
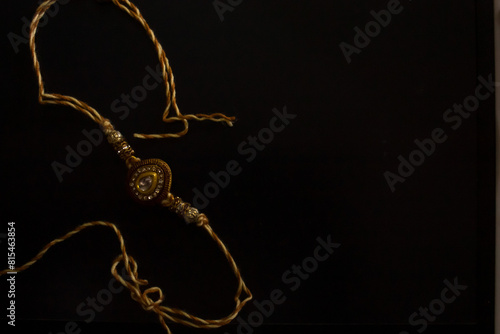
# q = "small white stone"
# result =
<box><xmin>138</xmin><ymin>175</ymin><xmax>154</xmax><ymax>192</ymax></box>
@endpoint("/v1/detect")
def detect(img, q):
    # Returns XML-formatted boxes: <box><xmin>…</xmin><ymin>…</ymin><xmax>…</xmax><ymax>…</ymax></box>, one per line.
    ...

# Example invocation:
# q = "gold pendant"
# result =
<box><xmin>127</xmin><ymin>158</ymin><xmax>172</xmax><ymax>204</ymax></box>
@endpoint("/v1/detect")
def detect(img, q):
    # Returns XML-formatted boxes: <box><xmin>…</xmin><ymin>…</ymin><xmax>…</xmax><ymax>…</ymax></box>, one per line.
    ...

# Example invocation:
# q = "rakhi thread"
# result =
<box><xmin>0</xmin><ymin>0</ymin><xmax>253</xmax><ymax>333</ymax></box>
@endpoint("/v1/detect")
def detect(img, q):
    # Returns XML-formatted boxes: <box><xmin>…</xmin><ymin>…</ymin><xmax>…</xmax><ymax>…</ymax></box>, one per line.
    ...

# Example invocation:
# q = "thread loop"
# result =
<box><xmin>1</xmin><ymin>221</ymin><xmax>252</xmax><ymax>334</ymax></box>
<box><xmin>30</xmin><ymin>0</ymin><xmax>235</xmax><ymax>138</ymax></box>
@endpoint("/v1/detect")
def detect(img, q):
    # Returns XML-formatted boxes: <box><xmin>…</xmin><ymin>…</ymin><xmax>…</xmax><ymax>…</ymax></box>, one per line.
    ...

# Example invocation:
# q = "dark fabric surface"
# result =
<box><xmin>0</xmin><ymin>1</ymin><xmax>495</xmax><ymax>333</ymax></box>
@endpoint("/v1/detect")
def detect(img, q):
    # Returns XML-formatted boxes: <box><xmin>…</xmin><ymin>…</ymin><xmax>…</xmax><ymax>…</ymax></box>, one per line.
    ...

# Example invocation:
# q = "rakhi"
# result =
<box><xmin>0</xmin><ymin>0</ymin><xmax>252</xmax><ymax>332</ymax></box>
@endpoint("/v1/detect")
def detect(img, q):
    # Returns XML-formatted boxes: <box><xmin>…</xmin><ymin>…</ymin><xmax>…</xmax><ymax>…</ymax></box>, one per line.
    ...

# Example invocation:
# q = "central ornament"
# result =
<box><xmin>127</xmin><ymin>158</ymin><xmax>172</xmax><ymax>204</ymax></box>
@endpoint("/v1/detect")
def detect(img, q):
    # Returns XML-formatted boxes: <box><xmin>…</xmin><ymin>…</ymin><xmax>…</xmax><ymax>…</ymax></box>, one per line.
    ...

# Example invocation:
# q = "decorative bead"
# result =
<box><xmin>161</xmin><ymin>193</ymin><xmax>206</xmax><ymax>225</ymax></box>
<box><xmin>108</xmin><ymin>131</ymin><xmax>124</xmax><ymax>143</ymax></box>
<box><xmin>116</xmin><ymin>143</ymin><xmax>135</xmax><ymax>160</ymax></box>
<box><xmin>175</xmin><ymin>202</ymin><xmax>188</xmax><ymax>215</ymax></box>
<box><xmin>99</xmin><ymin>120</ymin><xmax>136</xmax><ymax>161</ymax></box>
<box><xmin>183</xmin><ymin>207</ymin><xmax>199</xmax><ymax>224</ymax></box>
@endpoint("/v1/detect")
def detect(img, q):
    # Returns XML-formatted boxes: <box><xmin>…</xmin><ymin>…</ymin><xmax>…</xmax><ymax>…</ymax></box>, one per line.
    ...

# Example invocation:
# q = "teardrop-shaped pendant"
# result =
<box><xmin>127</xmin><ymin>158</ymin><xmax>172</xmax><ymax>204</ymax></box>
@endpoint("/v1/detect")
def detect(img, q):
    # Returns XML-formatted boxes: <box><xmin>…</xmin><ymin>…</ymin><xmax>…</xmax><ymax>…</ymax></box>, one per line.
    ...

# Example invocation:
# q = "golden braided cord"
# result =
<box><xmin>0</xmin><ymin>221</ymin><xmax>252</xmax><ymax>333</ymax></box>
<box><xmin>6</xmin><ymin>1</ymin><xmax>253</xmax><ymax>332</ymax></box>
<box><xmin>30</xmin><ymin>0</ymin><xmax>235</xmax><ymax>138</ymax></box>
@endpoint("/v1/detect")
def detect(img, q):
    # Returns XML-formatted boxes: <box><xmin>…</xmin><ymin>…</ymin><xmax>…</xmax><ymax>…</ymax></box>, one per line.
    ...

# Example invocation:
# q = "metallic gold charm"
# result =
<box><xmin>161</xmin><ymin>194</ymin><xmax>204</xmax><ymax>224</ymax></box>
<box><xmin>127</xmin><ymin>158</ymin><xmax>172</xmax><ymax>204</ymax></box>
<box><xmin>101</xmin><ymin>120</ymin><xmax>136</xmax><ymax>161</ymax></box>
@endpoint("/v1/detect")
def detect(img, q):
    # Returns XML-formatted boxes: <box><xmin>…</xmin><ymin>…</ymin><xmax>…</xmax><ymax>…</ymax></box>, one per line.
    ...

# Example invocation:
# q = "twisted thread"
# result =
<box><xmin>30</xmin><ymin>0</ymin><xmax>236</xmax><ymax>138</ymax></box>
<box><xmin>23</xmin><ymin>2</ymin><xmax>251</xmax><ymax>332</ymax></box>
<box><xmin>0</xmin><ymin>221</ymin><xmax>252</xmax><ymax>334</ymax></box>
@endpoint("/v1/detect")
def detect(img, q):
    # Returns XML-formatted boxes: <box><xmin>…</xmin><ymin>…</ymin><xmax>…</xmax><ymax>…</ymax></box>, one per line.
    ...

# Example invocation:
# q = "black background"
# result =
<box><xmin>0</xmin><ymin>0</ymin><xmax>495</xmax><ymax>333</ymax></box>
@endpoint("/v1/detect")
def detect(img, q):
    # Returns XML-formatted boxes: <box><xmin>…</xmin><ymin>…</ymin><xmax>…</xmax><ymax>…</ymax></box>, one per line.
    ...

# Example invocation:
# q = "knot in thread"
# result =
<box><xmin>141</xmin><ymin>287</ymin><xmax>165</xmax><ymax>312</ymax></box>
<box><xmin>111</xmin><ymin>254</ymin><xmax>156</xmax><ymax>307</ymax></box>
<box><xmin>196</xmin><ymin>213</ymin><xmax>209</xmax><ymax>227</ymax></box>
<box><xmin>111</xmin><ymin>252</ymin><xmax>176</xmax><ymax>333</ymax></box>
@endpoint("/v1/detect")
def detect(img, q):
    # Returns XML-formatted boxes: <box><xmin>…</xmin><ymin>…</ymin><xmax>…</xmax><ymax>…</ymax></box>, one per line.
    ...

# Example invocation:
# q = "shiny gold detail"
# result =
<box><xmin>127</xmin><ymin>158</ymin><xmax>172</xmax><ymax>204</ymax></box>
<box><xmin>135</xmin><ymin>172</ymin><xmax>158</xmax><ymax>195</ymax></box>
